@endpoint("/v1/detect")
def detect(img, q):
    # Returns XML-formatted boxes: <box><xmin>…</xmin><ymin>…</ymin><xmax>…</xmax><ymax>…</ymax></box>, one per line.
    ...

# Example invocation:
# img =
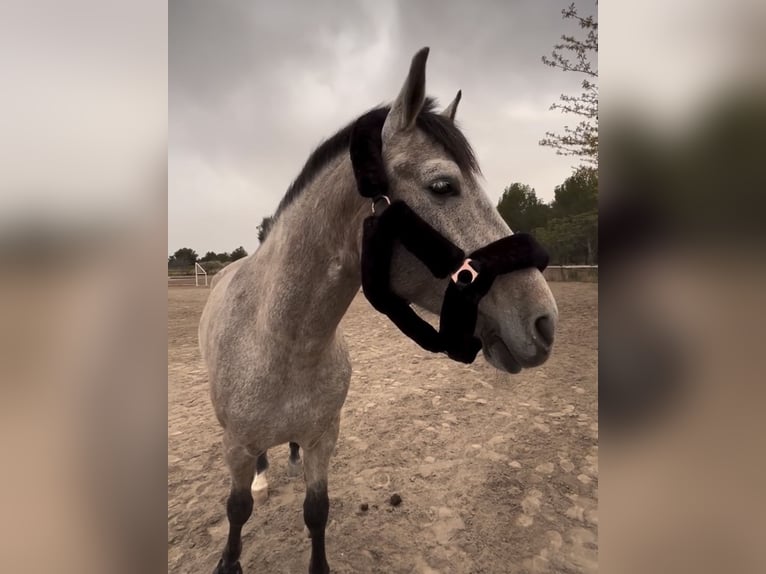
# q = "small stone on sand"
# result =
<box><xmin>389</xmin><ymin>493</ymin><xmax>402</xmax><ymax>507</ymax></box>
<box><xmin>360</xmin><ymin>503</ymin><xmax>369</xmax><ymax>512</ymax></box>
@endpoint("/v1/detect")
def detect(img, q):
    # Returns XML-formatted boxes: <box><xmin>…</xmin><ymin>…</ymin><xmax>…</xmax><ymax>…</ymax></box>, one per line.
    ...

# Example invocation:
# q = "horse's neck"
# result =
<box><xmin>258</xmin><ymin>155</ymin><xmax>367</xmax><ymax>352</ymax></box>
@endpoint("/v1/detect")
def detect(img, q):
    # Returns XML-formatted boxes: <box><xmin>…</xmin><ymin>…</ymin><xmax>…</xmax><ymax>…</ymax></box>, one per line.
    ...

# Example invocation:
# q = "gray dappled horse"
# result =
<box><xmin>199</xmin><ymin>47</ymin><xmax>557</xmax><ymax>574</ymax></box>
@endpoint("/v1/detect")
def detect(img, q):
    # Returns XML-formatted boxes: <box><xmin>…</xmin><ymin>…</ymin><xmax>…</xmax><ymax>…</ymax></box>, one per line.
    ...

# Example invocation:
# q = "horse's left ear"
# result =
<box><xmin>383</xmin><ymin>47</ymin><xmax>429</xmax><ymax>141</ymax></box>
<box><xmin>441</xmin><ymin>90</ymin><xmax>462</xmax><ymax>121</ymax></box>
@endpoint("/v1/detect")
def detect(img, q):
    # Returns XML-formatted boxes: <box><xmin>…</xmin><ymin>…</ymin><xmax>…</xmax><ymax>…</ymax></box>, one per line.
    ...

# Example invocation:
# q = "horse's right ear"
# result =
<box><xmin>441</xmin><ymin>90</ymin><xmax>462</xmax><ymax>121</ymax></box>
<box><xmin>382</xmin><ymin>47</ymin><xmax>429</xmax><ymax>142</ymax></box>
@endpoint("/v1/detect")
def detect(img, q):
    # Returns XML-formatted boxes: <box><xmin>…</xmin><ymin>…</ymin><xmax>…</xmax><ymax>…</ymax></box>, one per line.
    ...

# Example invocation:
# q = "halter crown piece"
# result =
<box><xmin>349</xmin><ymin>110</ymin><xmax>549</xmax><ymax>364</ymax></box>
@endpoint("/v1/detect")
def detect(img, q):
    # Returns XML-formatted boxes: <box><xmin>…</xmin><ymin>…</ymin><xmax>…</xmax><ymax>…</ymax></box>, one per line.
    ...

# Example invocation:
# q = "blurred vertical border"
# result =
<box><xmin>0</xmin><ymin>1</ymin><xmax>167</xmax><ymax>573</ymax></box>
<box><xmin>2</xmin><ymin>1</ymin><xmax>765</xmax><ymax>573</ymax></box>
<box><xmin>601</xmin><ymin>0</ymin><xmax>766</xmax><ymax>572</ymax></box>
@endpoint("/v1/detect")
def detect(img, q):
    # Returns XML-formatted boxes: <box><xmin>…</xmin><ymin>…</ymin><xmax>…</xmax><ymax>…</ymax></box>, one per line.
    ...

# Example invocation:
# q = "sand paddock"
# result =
<box><xmin>168</xmin><ymin>282</ymin><xmax>597</xmax><ymax>573</ymax></box>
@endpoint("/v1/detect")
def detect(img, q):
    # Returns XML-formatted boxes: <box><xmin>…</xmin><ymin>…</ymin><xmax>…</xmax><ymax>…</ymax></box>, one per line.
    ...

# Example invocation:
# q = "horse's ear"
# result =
<box><xmin>383</xmin><ymin>47</ymin><xmax>429</xmax><ymax>141</ymax></box>
<box><xmin>441</xmin><ymin>90</ymin><xmax>462</xmax><ymax>121</ymax></box>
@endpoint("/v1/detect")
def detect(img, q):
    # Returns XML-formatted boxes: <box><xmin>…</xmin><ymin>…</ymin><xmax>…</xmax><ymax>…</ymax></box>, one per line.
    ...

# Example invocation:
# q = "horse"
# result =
<box><xmin>199</xmin><ymin>47</ymin><xmax>558</xmax><ymax>574</ymax></box>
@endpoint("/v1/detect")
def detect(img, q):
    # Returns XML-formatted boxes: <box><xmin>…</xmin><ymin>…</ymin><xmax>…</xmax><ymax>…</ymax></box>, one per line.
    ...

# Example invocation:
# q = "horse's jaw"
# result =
<box><xmin>480</xmin><ymin>334</ymin><xmax>523</xmax><ymax>374</ymax></box>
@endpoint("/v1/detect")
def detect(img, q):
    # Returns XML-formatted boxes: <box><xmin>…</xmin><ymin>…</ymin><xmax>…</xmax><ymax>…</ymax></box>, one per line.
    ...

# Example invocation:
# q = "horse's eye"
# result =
<box><xmin>428</xmin><ymin>179</ymin><xmax>457</xmax><ymax>196</ymax></box>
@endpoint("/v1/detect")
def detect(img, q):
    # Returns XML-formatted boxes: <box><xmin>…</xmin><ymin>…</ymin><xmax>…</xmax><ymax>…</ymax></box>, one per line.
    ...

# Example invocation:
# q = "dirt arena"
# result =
<box><xmin>168</xmin><ymin>282</ymin><xmax>597</xmax><ymax>574</ymax></box>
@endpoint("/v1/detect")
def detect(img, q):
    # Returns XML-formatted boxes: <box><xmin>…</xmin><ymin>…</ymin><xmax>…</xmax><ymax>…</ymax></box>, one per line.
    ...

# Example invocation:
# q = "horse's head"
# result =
<box><xmin>379</xmin><ymin>48</ymin><xmax>558</xmax><ymax>374</ymax></box>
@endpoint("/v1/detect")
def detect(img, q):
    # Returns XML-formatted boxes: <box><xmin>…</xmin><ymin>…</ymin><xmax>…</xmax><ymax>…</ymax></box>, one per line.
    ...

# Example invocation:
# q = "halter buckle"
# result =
<box><xmin>451</xmin><ymin>258</ymin><xmax>479</xmax><ymax>285</ymax></box>
<box><xmin>371</xmin><ymin>195</ymin><xmax>391</xmax><ymax>215</ymax></box>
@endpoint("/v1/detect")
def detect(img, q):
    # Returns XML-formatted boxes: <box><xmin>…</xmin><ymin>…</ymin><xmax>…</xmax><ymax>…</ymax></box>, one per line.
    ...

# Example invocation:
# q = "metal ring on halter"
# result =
<box><xmin>451</xmin><ymin>258</ymin><xmax>479</xmax><ymax>285</ymax></box>
<box><xmin>371</xmin><ymin>195</ymin><xmax>391</xmax><ymax>215</ymax></box>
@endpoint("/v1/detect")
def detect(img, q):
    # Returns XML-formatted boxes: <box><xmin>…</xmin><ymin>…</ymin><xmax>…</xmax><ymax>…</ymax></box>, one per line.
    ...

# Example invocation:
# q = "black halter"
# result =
<box><xmin>350</xmin><ymin>110</ymin><xmax>549</xmax><ymax>364</ymax></box>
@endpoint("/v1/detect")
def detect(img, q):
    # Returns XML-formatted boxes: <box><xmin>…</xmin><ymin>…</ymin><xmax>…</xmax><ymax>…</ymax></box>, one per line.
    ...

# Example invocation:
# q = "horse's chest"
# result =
<box><xmin>256</xmin><ymin>348</ymin><xmax>350</xmax><ymax>408</ymax></box>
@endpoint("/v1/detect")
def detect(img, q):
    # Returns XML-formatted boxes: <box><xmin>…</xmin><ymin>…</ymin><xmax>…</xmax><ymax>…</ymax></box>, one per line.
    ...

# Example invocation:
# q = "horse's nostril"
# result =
<box><xmin>535</xmin><ymin>315</ymin><xmax>555</xmax><ymax>347</ymax></box>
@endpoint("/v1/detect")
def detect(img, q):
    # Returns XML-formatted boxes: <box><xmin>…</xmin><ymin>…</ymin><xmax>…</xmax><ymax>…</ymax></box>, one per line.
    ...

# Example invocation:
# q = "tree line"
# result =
<box><xmin>516</xmin><ymin>1</ymin><xmax>597</xmax><ymax>265</ymax></box>
<box><xmin>497</xmin><ymin>166</ymin><xmax>597</xmax><ymax>265</ymax></box>
<box><xmin>168</xmin><ymin>246</ymin><xmax>248</xmax><ymax>275</ymax></box>
<box><xmin>174</xmin><ymin>149</ymin><xmax>597</xmax><ymax>275</ymax></box>
<box><xmin>173</xmin><ymin>162</ymin><xmax>598</xmax><ymax>277</ymax></box>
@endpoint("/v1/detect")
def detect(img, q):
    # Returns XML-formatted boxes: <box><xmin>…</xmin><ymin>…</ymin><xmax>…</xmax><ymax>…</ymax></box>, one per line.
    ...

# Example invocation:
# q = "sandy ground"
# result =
<box><xmin>168</xmin><ymin>283</ymin><xmax>598</xmax><ymax>574</ymax></box>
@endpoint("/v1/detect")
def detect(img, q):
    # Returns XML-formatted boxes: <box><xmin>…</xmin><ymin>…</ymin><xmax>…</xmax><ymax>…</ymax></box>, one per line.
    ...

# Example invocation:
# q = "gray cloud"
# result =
<box><xmin>170</xmin><ymin>0</ymin><xmax>594</xmax><ymax>254</ymax></box>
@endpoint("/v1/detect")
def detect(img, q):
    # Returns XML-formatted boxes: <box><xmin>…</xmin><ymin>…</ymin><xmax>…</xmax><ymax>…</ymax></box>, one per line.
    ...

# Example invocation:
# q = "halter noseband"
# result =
<box><xmin>350</xmin><ymin>110</ymin><xmax>549</xmax><ymax>364</ymax></box>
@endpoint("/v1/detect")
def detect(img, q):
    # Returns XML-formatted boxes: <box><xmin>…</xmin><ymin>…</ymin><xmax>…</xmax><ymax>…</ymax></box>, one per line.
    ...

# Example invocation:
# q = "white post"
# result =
<box><xmin>195</xmin><ymin>262</ymin><xmax>208</xmax><ymax>287</ymax></box>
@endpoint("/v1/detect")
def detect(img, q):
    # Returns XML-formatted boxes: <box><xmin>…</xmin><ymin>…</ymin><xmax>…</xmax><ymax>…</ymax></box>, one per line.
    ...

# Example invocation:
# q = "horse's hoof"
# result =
<box><xmin>287</xmin><ymin>458</ymin><xmax>303</xmax><ymax>477</ymax></box>
<box><xmin>213</xmin><ymin>558</ymin><xmax>242</xmax><ymax>574</ymax></box>
<box><xmin>308</xmin><ymin>561</ymin><xmax>330</xmax><ymax>574</ymax></box>
<box><xmin>251</xmin><ymin>473</ymin><xmax>269</xmax><ymax>504</ymax></box>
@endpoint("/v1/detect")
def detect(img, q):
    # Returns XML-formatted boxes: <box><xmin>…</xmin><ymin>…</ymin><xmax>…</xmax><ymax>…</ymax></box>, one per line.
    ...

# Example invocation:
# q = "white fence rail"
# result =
<box><xmin>171</xmin><ymin>264</ymin><xmax>598</xmax><ymax>287</ymax></box>
<box><xmin>168</xmin><ymin>263</ymin><xmax>210</xmax><ymax>288</ymax></box>
<box><xmin>543</xmin><ymin>265</ymin><xmax>598</xmax><ymax>282</ymax></box>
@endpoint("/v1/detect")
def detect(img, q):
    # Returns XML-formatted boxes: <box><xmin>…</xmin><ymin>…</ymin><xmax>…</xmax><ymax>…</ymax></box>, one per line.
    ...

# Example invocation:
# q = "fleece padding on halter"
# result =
<box><xmin>361</xmin><ymin>200</ymin><xmax>548</xmax><ymax>363</ymax></box>
<box><xmin>439</xmin><ymin>233</ymin><xmax>549</xmax><ymax>363</ymax></box>
<box><xmin>349</xmin><ymin>109</ymin><xmax>549</xmax><ymax>364</ymax></box>
<box><xmin>361</xmin><ymin>200</ymin><xmax>466</xmax><ymax>355</ymax></box>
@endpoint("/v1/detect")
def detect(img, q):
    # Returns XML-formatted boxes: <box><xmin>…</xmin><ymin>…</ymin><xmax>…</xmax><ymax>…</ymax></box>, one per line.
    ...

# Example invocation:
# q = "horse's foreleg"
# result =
<box><xmin>214</xmin><ymin>437</ymin><xmax>257</xmax><ymax>574</ymax></box>
<box><xmin>288</xmin><ymin>441</ymin><xmax>302</xmax><ymax>477</ymax></box>
<box><xmin>302</xmin><ymin>417</ymin><xmax>339</xmax><ymax>574</ymax></box>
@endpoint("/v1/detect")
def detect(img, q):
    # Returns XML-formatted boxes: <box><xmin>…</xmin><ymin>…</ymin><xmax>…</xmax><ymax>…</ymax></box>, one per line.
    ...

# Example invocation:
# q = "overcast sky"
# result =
<box><xmin>169</xmin><ymin>0</ymin><xmax>593</xmax><ymax>255</ymax></box>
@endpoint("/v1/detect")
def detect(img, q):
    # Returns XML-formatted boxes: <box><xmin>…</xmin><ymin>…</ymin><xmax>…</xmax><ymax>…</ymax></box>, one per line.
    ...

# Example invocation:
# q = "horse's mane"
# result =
<box><xmin>262</xmin><ymin>98</ymin><xmax>479</xmax><ymax>242</ymax></box>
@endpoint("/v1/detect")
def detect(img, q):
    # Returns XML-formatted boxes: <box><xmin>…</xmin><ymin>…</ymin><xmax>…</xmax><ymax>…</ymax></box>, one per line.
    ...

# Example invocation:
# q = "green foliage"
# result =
<box><xmin>497</xmin><ymin>183</ymin><xmax>551</xmax><ymax>232</ymax></box>
<box><xmin>257</xmin><ymin>216</ymin><xmax>274</xmax><ymax>243</ymax></box>
<box><xmin>551</xmin><ymin>166</ymin><xmax>597</xmax><ymax>218</ymax></box>
<box><xmin>169</xmin><ymin>247</ymin><xmax>198</xmax><ymax>266</ymax></box>
<box><xmin>167</xmin><ymin>247</ymin><xmax>246</xmax><ymax>273</ymax></box>
<box><xmin>534</xmin><ymin>211</ymin><xmax>597</xmax><ymax>265</ymax></box>
<box><xmin>541</xmin><ymin>2</ymin><xmax>598</xmax><ymax>163</ymax></box>
<box><xmin>200</xmin><ymin>260</ymin><xmax>224</xmax><ymax>275</ymax></box>
<box><xmin>497</xmin><ymin>168</ymin><xmax>598</xmax><ymax>265</ymax></box>
<box><xmin>230</xmin><ymin>246</ymin><xmax>248</xmax><ymax>261</ymax></box>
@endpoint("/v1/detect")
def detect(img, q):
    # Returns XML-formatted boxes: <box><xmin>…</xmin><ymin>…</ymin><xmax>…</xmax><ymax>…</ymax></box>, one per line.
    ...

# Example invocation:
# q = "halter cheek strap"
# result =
<box><xmin>361</xmin><ymin>199</ymin><xmax>466</xmax><ymax>355</ymax></box>
<box><xmin>360</xmin><ymin>198</ymin><xmax>548</xmax><ymax>363</ymax></box>
<box><xmin>350</xmin><ymin>110</ymin><xmax>549</xmax><ymax>364</ymax></box>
